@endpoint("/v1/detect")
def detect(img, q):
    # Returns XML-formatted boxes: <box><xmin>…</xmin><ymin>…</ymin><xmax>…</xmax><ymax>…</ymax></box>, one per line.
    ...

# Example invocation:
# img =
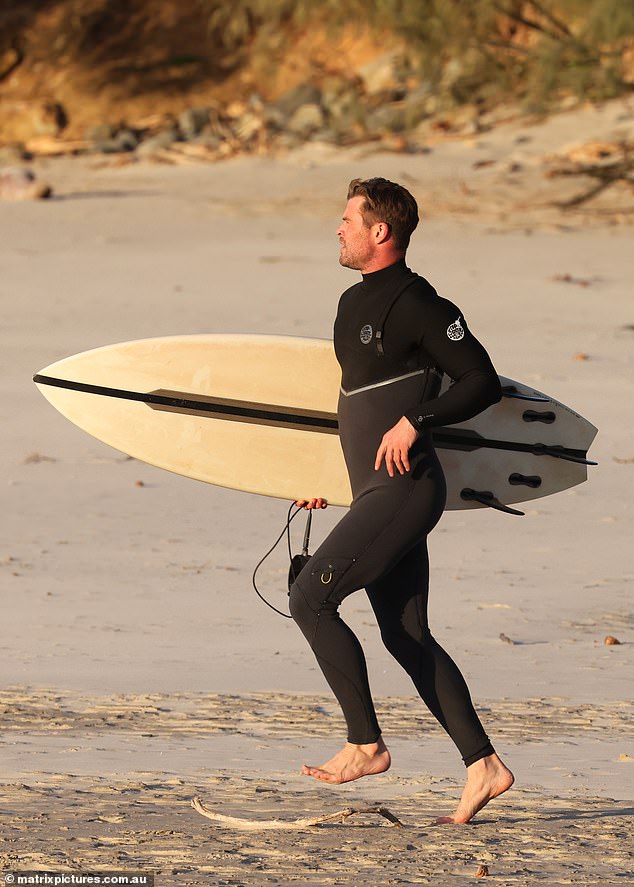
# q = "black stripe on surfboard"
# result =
<box><xmin>33</xmin><ymin>373</ymin><xmax>339</xmax><ymax>434</ymax></box>
<box><xmin>33</xmin><ymin>373</ymin><xmax>595</xmax><ymax>464</ymax></box>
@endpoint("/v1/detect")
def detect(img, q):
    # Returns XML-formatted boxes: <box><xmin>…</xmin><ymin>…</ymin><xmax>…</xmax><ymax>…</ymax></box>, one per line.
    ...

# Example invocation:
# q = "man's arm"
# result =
<box><xmin>403</xmin><ymin>298</ymin><xmax>501</xmax><ymax>432</ymax></box>
<box><xmin>375</xmin><ymin>297</ymin><xmax>500</xmax><ymax>477</ymax></box>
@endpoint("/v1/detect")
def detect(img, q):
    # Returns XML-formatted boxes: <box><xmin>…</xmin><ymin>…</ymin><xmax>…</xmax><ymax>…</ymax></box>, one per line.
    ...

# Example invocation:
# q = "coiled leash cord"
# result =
<box><xmin>251</xmin><ymin>503</ymin><xmax>314</xmax><ymax>618</ymax></box>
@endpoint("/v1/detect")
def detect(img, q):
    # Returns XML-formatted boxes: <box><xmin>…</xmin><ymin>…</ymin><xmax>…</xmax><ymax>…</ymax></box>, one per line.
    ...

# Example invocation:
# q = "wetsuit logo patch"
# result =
<box><xmin>447</xmin><ymin>316</ymin><xmax>464</xmax><ymax>341</ymax></box>
<box><xmin>360</xmin><ymin>324</ymin><xmax>373</xmax><ymax>345</ymax></box>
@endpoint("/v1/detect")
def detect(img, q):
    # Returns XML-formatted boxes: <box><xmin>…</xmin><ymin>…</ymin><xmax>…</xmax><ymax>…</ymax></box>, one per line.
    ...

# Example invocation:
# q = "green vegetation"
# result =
<box><xmin>202</xmin><ymin>0</ymin><xmax>634</xmax><ymax>110</ymax></box>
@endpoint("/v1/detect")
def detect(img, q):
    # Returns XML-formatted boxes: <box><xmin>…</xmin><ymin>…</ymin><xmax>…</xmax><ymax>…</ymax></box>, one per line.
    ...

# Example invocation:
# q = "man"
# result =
<box><xmin>289</xmin><ymin>178</ymin><xmax>514</xmax><ymax>824</ymax></box>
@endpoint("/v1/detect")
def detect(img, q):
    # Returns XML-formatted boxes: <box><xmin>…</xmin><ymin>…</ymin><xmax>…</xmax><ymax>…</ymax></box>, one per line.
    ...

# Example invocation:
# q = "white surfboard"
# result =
<box><xmin>33</xmin><ymin>334</ymin><xmax>597</xmax><ymax>513</ymax></box>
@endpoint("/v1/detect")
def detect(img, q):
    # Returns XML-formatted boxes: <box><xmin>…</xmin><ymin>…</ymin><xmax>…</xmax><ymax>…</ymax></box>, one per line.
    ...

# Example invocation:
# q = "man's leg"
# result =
<box><xmin>288</xmin><ymin>478</ymin><xmax>444</xmax><ymax>783</ymax></box>
<box><xmin>366</xmin><ymin>541</ymin><xmax>514</xmax><ymax>821</ymax></box>
<box><xmin>366</xmin><ymin>541</ymin><xmax>494</xmax><ymax>764</ymax></box>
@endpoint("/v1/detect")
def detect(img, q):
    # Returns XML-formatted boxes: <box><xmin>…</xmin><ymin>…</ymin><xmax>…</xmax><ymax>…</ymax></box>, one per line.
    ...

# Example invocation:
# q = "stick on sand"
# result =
<box><xmin>191</xmin><ymin>796</ymin><xmax>404</xmax><ymax>830</ymax></box>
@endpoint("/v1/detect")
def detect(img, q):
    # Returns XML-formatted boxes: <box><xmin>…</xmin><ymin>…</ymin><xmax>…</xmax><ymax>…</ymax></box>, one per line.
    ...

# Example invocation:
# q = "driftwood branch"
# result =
<box><xmin>546</xmin><ymin>141</ymin><xmax>634</xmax><ymax>208</ymax></box>
<box><xmin>191</xmin><ymin>796</ymin><xmax>404</xmax><ymax>830</ymax></box>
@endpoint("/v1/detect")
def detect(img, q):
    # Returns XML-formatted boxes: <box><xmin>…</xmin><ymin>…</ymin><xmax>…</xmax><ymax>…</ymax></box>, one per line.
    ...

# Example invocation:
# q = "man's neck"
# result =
<box><xmin>359</xmin><ymin>252</ymin><xmax>406</xmax><ymax>275</ymax></box>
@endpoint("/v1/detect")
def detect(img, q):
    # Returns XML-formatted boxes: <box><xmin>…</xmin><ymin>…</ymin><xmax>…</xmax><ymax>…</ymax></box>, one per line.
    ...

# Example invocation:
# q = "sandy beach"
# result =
<box><xmin>1</xmin><ymin>97</ymin><xmax>633</xmax><ymax>884</ymax></box>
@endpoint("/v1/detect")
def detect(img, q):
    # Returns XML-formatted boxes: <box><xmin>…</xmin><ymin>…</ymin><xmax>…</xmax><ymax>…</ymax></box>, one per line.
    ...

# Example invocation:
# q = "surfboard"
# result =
<box><xmin>33</xmin><ymin>334</ymin><xmax>597</xmax><ymax>513</ymax></box>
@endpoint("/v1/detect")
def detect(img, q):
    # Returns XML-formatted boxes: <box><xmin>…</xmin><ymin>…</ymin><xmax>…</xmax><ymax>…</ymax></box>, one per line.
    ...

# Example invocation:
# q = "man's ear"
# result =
<box><xmin>373</xmin><ymin>221</ymin><xmax>391</xmax><ymax>244</ymax></box>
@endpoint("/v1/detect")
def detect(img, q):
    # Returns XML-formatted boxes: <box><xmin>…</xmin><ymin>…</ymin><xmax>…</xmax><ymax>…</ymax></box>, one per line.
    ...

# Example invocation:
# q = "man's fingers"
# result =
<box><xmin>294</xmin><ymin>498</ymin><xmax>328</xmax><ymax>509</ymax></box>
<box><xmin>393</xmin><ymin>450</ymin><xmax>405</xmax><ymax>475</ymax></box>
<box><xmin>375</xmin><ymin>441</ymin><xmax>387</xmax><ymax>471</ymax></box>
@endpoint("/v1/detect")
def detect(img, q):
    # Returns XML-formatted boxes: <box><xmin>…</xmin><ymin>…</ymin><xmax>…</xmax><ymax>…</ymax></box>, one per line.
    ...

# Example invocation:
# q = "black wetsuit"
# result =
<box><xmin>288</xmin><ymin>258</ymin><xmax>501</xmax><ymax>767</ymax></box>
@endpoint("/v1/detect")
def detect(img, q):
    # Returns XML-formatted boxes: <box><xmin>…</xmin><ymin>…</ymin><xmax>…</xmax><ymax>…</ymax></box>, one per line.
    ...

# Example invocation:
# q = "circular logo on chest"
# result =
<box><xmin>360</xmin><ymin>324</ymin><xmax>373</xmax><ymax>345</ymax></box>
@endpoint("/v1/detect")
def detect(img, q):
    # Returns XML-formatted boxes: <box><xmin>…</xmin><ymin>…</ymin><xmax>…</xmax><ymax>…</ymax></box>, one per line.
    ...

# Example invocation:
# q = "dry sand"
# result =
<box><xmin>1</xmin><ymin>98</ymin><xmax>633</xmax><ymax>884</ymax></box>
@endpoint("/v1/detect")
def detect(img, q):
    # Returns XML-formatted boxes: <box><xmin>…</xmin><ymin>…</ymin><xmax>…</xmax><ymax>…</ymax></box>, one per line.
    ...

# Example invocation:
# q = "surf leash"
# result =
<box><xmin>251</xmin><ymin>503</ymin><xmax>314</xmax><ymax>618</ymax></box>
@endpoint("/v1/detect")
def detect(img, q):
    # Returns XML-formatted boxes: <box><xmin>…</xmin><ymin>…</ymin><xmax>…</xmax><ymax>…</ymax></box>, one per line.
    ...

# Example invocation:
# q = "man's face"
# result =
<box><xmin>336</xmin><ymin>196</ymin><xmax>375</xmax><ymax>270</ymax></box>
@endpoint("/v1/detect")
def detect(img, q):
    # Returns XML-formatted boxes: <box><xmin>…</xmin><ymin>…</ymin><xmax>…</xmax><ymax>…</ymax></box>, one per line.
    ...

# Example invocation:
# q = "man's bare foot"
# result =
<box><xmin>301</xmin><ymin>737</ymin><xmax>391</xmax><ymax>784</ymax></box>
<box><xmin>435</xmin><ymin>753</ymin><xmax>514</xmax><ymax>824</ymax></box>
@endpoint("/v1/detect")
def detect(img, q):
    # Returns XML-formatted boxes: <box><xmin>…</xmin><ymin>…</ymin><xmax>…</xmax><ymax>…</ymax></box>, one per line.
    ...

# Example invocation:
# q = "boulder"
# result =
<box><xmin>136</xmin><ymin>130</ymin><xmax>179</xmax><ymax>158</ymax></box>
<box><xmin>356</xmin><ymin>52</ymin><xmax>409</xmax><ymax>97</ymax></box>
<box><xmin>85</xmin><ymin>123</ymin><xmax>116</xmax><ymax>143</ymax></box>
<box><xmin>178</xmin><ymin>107</ymin><xmax>211</xmax><ymax>139</ymax></box>
<box><xmin>287</xmin><ymin>103</ymin><xmax>325</xmax><ymax>139</ymax></box>
<box><xmin>233</xmin><ymin>111</ymin><xmax>263</xmax><ymax>143</ymax></box>
<box><xmin>96</xmin><ymin>128</ymin><xmax>139</xmax><ymax>154</ymax></box>
<box><xmin>365</xmin><ymin>103</ymin><xmax>407</xmax><ymax>135</ymax></box>
<box><xmin>271</xmin><ymin>83</ymin><xmax>322</xmax><ymax>118</ymax></box>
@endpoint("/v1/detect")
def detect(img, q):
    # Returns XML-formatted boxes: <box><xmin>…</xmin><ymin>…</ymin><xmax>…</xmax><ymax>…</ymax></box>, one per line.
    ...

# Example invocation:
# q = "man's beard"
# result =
<box><xmin>339</xmin><ymin>244</ymin><xmax>366</xmax><ymax>270</ymax></box>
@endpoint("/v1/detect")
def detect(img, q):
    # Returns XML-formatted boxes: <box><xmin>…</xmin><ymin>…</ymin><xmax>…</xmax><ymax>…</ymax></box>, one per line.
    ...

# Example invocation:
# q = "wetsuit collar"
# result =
<box><xmin>361</xmin><ymin>257</ymin><xmax>409</xmax><ymax>285</ymax></box>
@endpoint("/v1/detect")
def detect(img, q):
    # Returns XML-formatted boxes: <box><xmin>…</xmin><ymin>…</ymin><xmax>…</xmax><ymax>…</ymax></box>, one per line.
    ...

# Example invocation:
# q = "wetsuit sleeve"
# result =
<box><xmin>403</xmin><ymin>298</ymin><xmax>502</xmax><ymax>431</ymax></box>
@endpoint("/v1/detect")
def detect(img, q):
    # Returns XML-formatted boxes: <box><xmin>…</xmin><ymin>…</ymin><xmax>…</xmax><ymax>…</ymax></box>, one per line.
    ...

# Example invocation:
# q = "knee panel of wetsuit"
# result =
<box><xmin>379</xmin><ymin>622</ymin><xmax>434</xmax><ymax>659</ymax></box>
<box><xmin>289</xmin><ymin>556</ymin><xmax>356</xmax><ymax>615</ymax></box>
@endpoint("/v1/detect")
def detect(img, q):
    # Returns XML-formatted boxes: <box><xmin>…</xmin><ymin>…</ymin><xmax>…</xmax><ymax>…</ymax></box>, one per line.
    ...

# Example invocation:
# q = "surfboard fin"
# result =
<box><xmin>461</xmin><ymin>488</ymin><xmax>525</xmax><ymax>516</ymax></box>
<box><xmin>533</xmin><ymin>444</ymin><xmax>598</xmax><ymax>465</ymax></box>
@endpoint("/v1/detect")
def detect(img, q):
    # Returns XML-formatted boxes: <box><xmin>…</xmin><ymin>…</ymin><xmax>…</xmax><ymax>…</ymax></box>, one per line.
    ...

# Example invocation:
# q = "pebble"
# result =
<box><xmin>0</xmin><ymin>167</ymin><xmax>52</xmax><ymax>200</ymax></box>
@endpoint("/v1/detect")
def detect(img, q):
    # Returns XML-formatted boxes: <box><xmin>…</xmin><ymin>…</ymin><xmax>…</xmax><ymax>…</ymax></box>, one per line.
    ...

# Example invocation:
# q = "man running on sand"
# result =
<box><xmin>289</xmin><ymin>177</ymin><xmax>514</xmax><ymax>824</ymax></box>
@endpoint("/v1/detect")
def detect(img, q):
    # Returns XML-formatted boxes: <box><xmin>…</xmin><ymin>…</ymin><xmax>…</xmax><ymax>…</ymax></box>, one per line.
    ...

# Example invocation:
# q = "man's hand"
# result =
<box><xmin>294</xmin><ymin>498</ymin><xmax>328</xmax><ymax>510</ymax></box>
<box><xmin>374</xmin><ymin>416</ymin><xmax>418</xmax><ymax>477</ymax></box>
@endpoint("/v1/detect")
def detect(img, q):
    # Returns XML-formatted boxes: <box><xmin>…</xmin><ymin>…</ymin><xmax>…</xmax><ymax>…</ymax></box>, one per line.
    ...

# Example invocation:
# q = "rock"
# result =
<box><xmin>178</xmin><ymin>107</ymin><xmax>210</xmax><ymax>139</ymax></box>
<box><xmin>444</xmin><ymin>103</ymin><xmax>482</xmax><ymax>134</ymax></box>
<box><xmin>247</xmin><ymin>93</ymin><xmax>265</xmax><ymax>113</ymax></box>
<box><xmin>202</xmin><ymin>108</ymin><xmax>232</xmax><ymax>141</ymax></box>
<box><xmin>402</xmin><ymin>85</ymin><xmax>433</xmax><ymax>130</ymax></box>
<box><xmin>100</xmin><ymin>129</ymin><xmax>139</xmax><ymax>153</ymax></box>
<box><xmin>356</xmin><ymin>52</ymin><xmax>404</xmax><ymax>96</ymax></box>
<box><xmin>271</xmin><ymin>83</ymin><xmax>322</xmax><ymax>118</ymax></box>
<box><xmin>136</xmin><ymin>130</ymin><xmax>179</xmax><ymax>158</ymax></box>
<box><xmin>233</xmin><ymin>111</ymin><xmax>263</xmax><ymax>143</ymax></box>
<box><xmin>0</xmin><ymin>167</ymin><xmax>52</xmax><ymax>200</ymax></box>
<box><xmin>132</xmin><ymin>111</ymin><xmax>179</xmax><ymax>137</ymax></box>
<box><xmin>418</xmin><ymin>104</ymin><xmax>482</xmax><ymax>137</ymax></box>
<box><xmin>262</xmin><ymin>104</ymin><xmax>289</xmax><ymax>132</ymax></box>
<box><xmin>0</xmin><ymin>143</ymin><xmax>29</xmax><ymax>164</ymax></box>
<box><xmin>322</xmin><ymin>77</ymin><xmax>366</xmax><ymax>133</ymax></box>
<box><xmin>189</xmin><ymin>133</ymin><xmax>222</xmax><ymax>152</ymax></box>
<box><xmin>86</xmin><ymin>123</ymin><xmax>116</xmax><ymax>143</ymax></box>
<box><xmin>287</xmin><ymin>103</ymin><xmax>325</xmax><ymax>139</ymax></box>
<box><xmin>365</xmin><ymin>103</ymin><xmax>407</xmax><ymax>135</ymax></box>
<box><xmin>604</xmin><ymin>635</ymin><xmax>621</xmax><ymax>645</ymax></box>
<box><xmin>273</xmin><ymin>132</ymin><xmax>303</xmax><ymax>151</ymax></box>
